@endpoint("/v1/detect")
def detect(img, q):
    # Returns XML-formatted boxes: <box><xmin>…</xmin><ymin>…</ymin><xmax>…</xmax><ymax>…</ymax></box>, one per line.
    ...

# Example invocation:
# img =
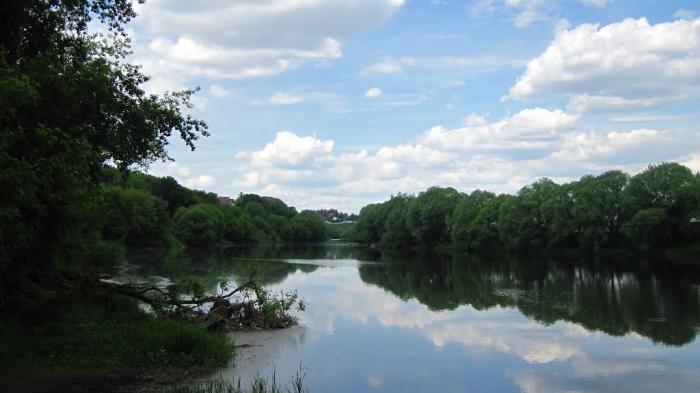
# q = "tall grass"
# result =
<box><xmin>168</xmin><ymin>368</ymin><xmax>308</xmax><ymax>393</ymax></box>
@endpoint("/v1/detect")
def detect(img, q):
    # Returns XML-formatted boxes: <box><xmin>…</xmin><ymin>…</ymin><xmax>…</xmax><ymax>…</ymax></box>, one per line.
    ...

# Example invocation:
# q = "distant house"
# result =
<box><xmin>218</xmin><ymin>196</ymin><xmax>233</xmax><ymax>205</ymax></box>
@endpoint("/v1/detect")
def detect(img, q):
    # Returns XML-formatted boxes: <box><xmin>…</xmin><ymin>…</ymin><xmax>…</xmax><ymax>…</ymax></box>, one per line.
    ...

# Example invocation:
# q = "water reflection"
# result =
<box><xmin>128</xmin><ymin>245</ymin><xmax>700</xmax><ymax>392</ymax></box>
<box><xmin>359</xmin><ymin>254</ymin><xmax>700</xmax><ymax>346</ymax></box>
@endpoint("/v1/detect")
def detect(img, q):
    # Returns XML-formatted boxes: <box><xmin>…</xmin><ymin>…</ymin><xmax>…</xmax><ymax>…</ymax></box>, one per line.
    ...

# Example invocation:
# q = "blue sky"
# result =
<box><xmin>125</xmin><ymin>0</ymin><xmax>700</xmax><ymax>212</ymax></box>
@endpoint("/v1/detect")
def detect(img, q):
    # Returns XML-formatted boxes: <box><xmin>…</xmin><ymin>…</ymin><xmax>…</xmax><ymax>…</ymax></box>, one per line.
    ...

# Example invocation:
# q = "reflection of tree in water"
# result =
<box><xmin>227</xmin><ymin>243</ymin><xmax>381</xmax><ymax>261</ymax></box>
<box><xmin>126</xmin><ymin>244</ymin><xmax>378</xmax><ymax>289</ymax></box>
<box><xmin>225</xmin><ymin>259</ymin><xmax>318</xmax><ymax>286</ymax></box>
<box><xmin>359</xmin><ymin>253</ymin><xmax>700</xmax><ymax>346</ymax></box>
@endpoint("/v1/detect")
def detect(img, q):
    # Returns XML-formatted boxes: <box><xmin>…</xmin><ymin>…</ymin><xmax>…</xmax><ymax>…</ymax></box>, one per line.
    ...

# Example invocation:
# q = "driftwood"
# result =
<box><xmin>94</xmin><ymin>277</ymin><xmax>299</xmax><ymax>331</ymax></box>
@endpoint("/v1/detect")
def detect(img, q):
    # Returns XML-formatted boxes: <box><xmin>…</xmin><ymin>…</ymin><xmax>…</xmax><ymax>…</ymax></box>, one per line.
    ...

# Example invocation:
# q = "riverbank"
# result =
<box><xmin>0</xmin><ymin>291</ymin><xmax>235</xmax><ymax>393</ymax></box>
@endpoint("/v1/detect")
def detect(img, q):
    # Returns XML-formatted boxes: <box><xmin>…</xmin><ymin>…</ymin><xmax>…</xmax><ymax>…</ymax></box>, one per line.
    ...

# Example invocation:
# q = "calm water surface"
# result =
<box><xmin>133</xmin><ymin>244</ymin><xmax>700</xmax><ymax>392</ymax></box>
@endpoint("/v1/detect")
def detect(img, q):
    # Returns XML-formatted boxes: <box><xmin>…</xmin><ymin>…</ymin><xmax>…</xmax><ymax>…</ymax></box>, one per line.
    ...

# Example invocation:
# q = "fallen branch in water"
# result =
<box><xmin>94</xmin><ymin>277</ymin><xmax>304</xmax><ymax>331</ymax></box>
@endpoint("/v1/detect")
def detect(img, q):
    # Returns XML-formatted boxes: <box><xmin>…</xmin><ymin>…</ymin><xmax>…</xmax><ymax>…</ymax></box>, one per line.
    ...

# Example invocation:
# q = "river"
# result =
<box><xmin>127</xmin><ymin>243</ymin><xmax>700</xmax><ymax>392</ymax></box>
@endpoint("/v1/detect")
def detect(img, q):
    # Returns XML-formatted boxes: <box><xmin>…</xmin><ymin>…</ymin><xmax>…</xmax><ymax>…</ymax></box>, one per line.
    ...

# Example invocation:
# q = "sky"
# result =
<box><xmin>125</xmin><ymin>0</ymin><xmax>700</xmax><ymax>213</ymax></box>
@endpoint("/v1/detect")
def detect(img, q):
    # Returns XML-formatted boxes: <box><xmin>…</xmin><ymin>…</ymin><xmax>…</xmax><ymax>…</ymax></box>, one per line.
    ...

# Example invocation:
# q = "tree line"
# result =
<box><xmin>100</xmin><ymin>168</ymin><xmax>329</xmax><ymax>253</ymax></box>
<box><xmin>348</xmin><ymin>163</ymin><xmax>700</xmax><ymax>253</ymax></box>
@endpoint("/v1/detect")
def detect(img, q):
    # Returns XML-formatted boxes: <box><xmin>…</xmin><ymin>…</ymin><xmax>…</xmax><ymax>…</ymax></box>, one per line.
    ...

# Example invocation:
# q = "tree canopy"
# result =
<box><xmin>349</xmin><ymin>163</ymin><xmax>700</xmax><ymax>253</ymax></box>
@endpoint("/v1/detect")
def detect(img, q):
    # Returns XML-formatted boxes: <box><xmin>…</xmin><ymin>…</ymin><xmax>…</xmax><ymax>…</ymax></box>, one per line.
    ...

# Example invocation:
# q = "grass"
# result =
<box><xmin>166</xmin><ymin>369</ymin><xmax>307</xmax><ymax>393</ymax></box>
<box><xmin>0</xmin><ymin>291</ymin><xmax>235</xmax><ymax>385</ymax></box>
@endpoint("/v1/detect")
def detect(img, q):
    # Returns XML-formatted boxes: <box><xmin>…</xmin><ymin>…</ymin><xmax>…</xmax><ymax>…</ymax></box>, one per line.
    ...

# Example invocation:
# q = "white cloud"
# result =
<box><xmin>505</xmin><ymin>0</ymin><xmax>551</xmax><ymax>28</ymax></box>
<box><xmin>363</xmin><ymin>56</ymin><xmax>505</xmax><ymax>74</ymax></box>
<box><xmin>363</xmin><ymin>58</ymin><xmax>406</xmax><ymax>74</ymax></box>
<box><xmin>365</xmin><ymin>87</ymin><xmax>382</xmax><ymax>98</ymax></box>
<box><xmin>549</xmin><ymin>129</ymin><xmax>663</xmax><ymax>162</ymax></box>
<box><xmin>469</xmin><ymin>0</ymin><xmax>552</xmax><ymax>27</ymax></box>
<box><xmin>610</xmin><ymin>114</ymin><xmax>687</xmax><ymax>122</ymax></box>
<box><xmin>375</xmin><ymin>144</ymin><xmax>455</xmax><ymax>167</ymax></box>
<box><xmin>252</xmin><ymin>131</ymin><xmax>334</xmax><ymax>168</ymax></box>
<box><xmin>131</xmin><ymin>0</ymin><xmax>405</xmax><ymax>89</ymax></box>
<box><xmin>566</xmin><ymin>95</ymin><xmax>675</xmax><ymax>114</ymax></box>
<box><xmin>268</xmin><ymin>92</ymin><xmax>304</xmax><ymax>105</ymax></box>
<box><xmin>508</xmin><ymin>17</ymin><xmax>700</xmax><ymax>112</ymax></box>
<box><xmin>513</xmin><ymin>356</ymin><xmax>700</xmax><ymax>393</ymax></box>
<box><xmin>674</xmin><ymin>9</ymin><xmax>697</xmax><ymax>20</ymax></box>
<box><xmin>470</xmin><ymin>0</ymin><xmax>496</xmax><ymax>18</ymax></box>
<box><xmin>189</xmin><ymin>95</ymin><xmax>208</xmax><ymax>111</ymax></box>
<box><xmin>682</xmin><ymin>153</ymin><xmax>700</xmax><ymax>173</ymax></box>
<box><xmin>579</xmin><ymin>0</ymin><xmax>612</xmax><ymax>7</ymax></box>
<box><xmin>421</xmin><ymin>108</ymin><xmax>578</xmax><ymax>151</ymax></box>
<box><xmin>208</xmin><ymin>84</ymin><xmax>232</xmax><ymax>99</ymax></box>
<box><xmin>184</xmin><ymin>175</ymin><xmax>216</xmax><ymax>189</ymax></box>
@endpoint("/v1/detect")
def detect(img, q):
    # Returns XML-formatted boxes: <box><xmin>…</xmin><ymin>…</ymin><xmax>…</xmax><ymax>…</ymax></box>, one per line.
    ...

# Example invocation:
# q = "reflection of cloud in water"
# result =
<box><xmin>215</xmin><ymin>325</ymin><xmax>308</xmax><ymax>382</ymax></box>
<box><xmin>367</xmin><ymin>375</ymin><xmax>383</xmax><ymax>388</ymax></box>
<box><xmin>514</xmin><ymin>356</ymin><xmax>700</xmax><ymax>393</ymax></box>
<box><xmin>275</xmin><ymin>267</ymin><xmax>586</xmax><ymax>364</ymax></box>
<box><xmin>284</xmin><ymin>258</ymin><xmax>380</xmax><ymax>268</ymax></box>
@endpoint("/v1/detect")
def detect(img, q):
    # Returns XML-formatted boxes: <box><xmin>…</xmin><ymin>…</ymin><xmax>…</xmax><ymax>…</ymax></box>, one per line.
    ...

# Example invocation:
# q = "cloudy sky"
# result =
<box><xmin>133</xmin><ymin>0</ymin><xmax>700</xmax><ymax>212</ymax></box>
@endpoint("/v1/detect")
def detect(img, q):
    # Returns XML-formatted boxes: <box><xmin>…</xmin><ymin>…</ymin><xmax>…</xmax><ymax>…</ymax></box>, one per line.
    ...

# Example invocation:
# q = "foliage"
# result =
<box><xmin>0</xmin><ymin>292</ymin><xmax>233</xmax><ymax>381</ymax></box>
<box><xmin>0</xmin><ymin>0</ymin><xmax>208</xmax><ymax>311</ymax></box>
<box><xmin>100</xmin><ymin>186</ymin><xmax>170</xmax><ymax>247</ymax></box>
<box><xmin>352</xmin><ymin>163</ymin><xmax>700</xmax><ymax>253</ymax></box>
<box><xmin>172</xmin><ymin>204</ymin><xmax>225</xmax><ymax>250</ymax></box>
<box><xmin>406</xmin><ymin>187</ymin><xmax>462</xmax><ymax>247</ymax></box>
<box><xmin>283</xmin><ymin>211</ymin><xmax>328</xmax><ymax>242</ymax></box>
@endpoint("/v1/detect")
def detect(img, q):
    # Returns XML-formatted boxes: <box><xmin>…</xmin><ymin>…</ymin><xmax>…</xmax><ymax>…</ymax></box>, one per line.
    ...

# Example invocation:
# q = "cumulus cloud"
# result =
<box><xmin>215</xmin><ymin>114</ymin><xmax>700</xmax><ymax>212</ymax></box>
<box><xmin>508</xmin><ymin>17</ymin><xmax>700</xmax><ymax>112</ymax></box>
<box><xmin>252</xmin><ymin>131</ymin><xmax>334</xmax><ymax>168</ymax></box>
<box><xmin>365</xmin><ymin>87</ymin><xmax>382</xmax><ymax>98</ymax></box>
<box><xmin>421</xmin><ymin>108</ymin><xmax>578</xmax><ymax>152</ymax></box>
<box><xmin>131</xmin><ymin>0</ymin><xmax>405</xmax><ymax>89</ymax></box>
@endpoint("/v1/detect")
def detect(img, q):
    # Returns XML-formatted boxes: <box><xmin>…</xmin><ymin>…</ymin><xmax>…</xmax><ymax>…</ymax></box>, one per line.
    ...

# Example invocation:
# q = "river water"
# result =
<box><xmin>131</xmin><ymin>244</ymin><xmax>700</xmax><ymax>392</ymax></box>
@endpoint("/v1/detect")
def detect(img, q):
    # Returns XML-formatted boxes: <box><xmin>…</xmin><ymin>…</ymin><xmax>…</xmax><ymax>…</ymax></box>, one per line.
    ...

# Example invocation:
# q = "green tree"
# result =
<box><xmin>625</xmin><ymin>163</ymin><xmax>700</xmax><ymax>245</ymax></box>
<box><xmin>570</xmin><ymin>171</ymin><xmax>630</xmax><ymax>248</ymax></box>
<box><xmin>380</xmin><ymin>194</ymin><xmax>415</xmax><ymax>248</ymax></box>
<box><xmin>283</xmin><ymin>211</ymin><xmax>328</xmax><ymax>242</ymax></box>
<box><xmin>406</xmin><ymin>187</ymin><xmax>462</xmax><ymax>247</ymax></box>
<box><xmin>172</xmin><ymin>204</ymin><xmax>224</xmax><ymax>250</ymax></box>
<box><xmin>354</xmin><ymin>203</ymin><xmax>384</xmax><ymax>245</ymax></box>
<box><xmin>0</xmin><ymin>0</ymin><xmax>208</xmax><ymax>309</ymax></box>
<box><xmin>498</xmin><ymin>179</ymin><xmax>559</xmax><ymax>250</ymax></box>
<box><xmin>100</xmin><ymin>186</ymin><xmax>169</xmax><ymax>247</ymax></box>
<box><xmin>452</xmin><ymin>190</ymin><xmax>496</xmax><ymax>248</ymax></box>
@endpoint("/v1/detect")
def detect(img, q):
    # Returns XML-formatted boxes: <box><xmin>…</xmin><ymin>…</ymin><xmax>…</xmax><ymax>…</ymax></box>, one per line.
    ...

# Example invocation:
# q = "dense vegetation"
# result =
<box><xmin>349</xmin><ymin>163</ymin><xmax>700</xmax><ymax>253</ymax></box>
<box><xmin>0</xmin><ymin>1</ymin><xmax>314</xmax><ymax>389</ymax></box>
<box><xmin>100</xmin><ymin>167</ymin><xmax>328</xmax><ymax>253</ymax></box>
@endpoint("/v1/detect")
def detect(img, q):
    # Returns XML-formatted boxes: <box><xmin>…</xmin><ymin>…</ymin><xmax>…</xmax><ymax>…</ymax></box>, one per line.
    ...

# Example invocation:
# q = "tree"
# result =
<box><xmin>100</xmin><ymin>186</ymin><xmax>169</xmax><ymax>247</ymax></box>
<box><xmin>626</xmin><ymin>163</ymin><xmax>700</xmax><ymax>244</ymax></box>
<box><xmin>498</xmin><ymin>179</ymin><xmax>559</xmax><ymax>250</ymax></box>
<box><xmin>406</xmin><ymin>187</ymin><xmax>462</xmax><ymax>247</ymax></box>
<box><xmin>172</xmin><ymin>204</ymin><xmax>224</xmax><ymax>250</ymax></box>
<box><xmin>380</xmin><ymin>194</ymin><xmax>415</xmax><ymax>248</ymax></box>
<box><xmin>282</xmin><ymin>211</ymin><xmax>327</xmax><ymax>242</ymax></box>
<box><xmin>354</xmin><ymin>203</ymin><xmax>384</xmax><ymax>245</ymax></box>
<box><xmin>0</xmin><ymin>0</ymin><xmax>208</xmax><ymax>309</ymax></box>
<box><xmin>570</xmin><ymin>171</ymin><xmax>630</xmax><ymax>248</ymax></box>
<box><xmin>452</xmin><ymin>190</ymin><xmax>496</xmax><ymax>248</ymax></box>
